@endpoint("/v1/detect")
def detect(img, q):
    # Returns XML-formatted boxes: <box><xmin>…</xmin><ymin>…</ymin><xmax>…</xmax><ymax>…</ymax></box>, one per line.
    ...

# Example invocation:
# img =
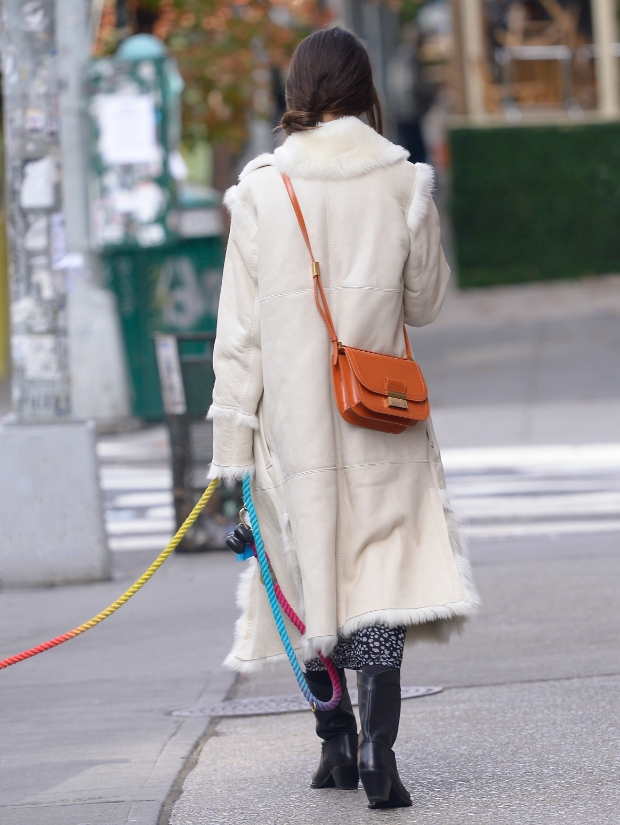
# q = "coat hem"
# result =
<box><xmin>224</xmin><ymin>650</ymin><xmax>291</xmax><ymax>673</ymax></box>
<box><xmin>300</xmin><ymin>633</ymin><xmax>339</xmax><ymax>660</ymax></box>
<box><xmin>207</xmin><ymin>402</ymin><xmax>258</xmax><ymax>430</ymax></box>
<box><xmin>208</xmin><ymin>462</ymin><xmax>255</xmax><ymax>482</ymax></box>
<box><xmin>339</xmin><ymin>598</ymin><xmax>477</xmax><ymax>638</ymax></box>
<box><xmin>222</xmin><ymin>563</ymin><xmax>256</xmax><ymax>672</ymax></box>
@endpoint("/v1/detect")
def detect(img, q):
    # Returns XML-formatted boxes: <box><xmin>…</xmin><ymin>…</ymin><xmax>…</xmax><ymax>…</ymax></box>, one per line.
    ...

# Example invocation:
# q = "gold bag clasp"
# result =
<box><xmin>386</xmin><ymin>391</ymin><xmax>408</xmax><ymax>409</ymax></box>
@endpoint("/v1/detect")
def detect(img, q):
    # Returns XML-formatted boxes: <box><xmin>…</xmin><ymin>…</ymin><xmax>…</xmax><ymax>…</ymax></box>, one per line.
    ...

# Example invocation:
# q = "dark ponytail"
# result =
<box><xmin>280</xmin><ymin>27</ymin><xmax>383</xmax><ymax>136</ymax></box>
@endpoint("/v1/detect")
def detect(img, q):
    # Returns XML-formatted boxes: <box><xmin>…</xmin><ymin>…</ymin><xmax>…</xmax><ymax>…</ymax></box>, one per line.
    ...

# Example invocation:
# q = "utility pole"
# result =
<box><xmin>1</xmin><ymin>0</ymin><xmax>70</xmax><ymax>417</ymax></box>
<box><xmin>0</xmin><ymin>0</ymin><xmax>109</xmax><ymax>585</ymax></box>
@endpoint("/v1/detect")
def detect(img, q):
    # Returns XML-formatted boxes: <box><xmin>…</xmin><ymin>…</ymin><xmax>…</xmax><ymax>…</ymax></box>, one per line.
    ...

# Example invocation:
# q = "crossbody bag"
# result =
<box><xmin>281</xmin><ymin>173</ymin><xmax>430</xmax><ymax>435</ymax></box>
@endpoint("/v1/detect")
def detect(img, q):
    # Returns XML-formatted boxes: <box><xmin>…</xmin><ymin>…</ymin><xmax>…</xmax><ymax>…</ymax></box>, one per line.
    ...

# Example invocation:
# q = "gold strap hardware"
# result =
<box><xmin>312</xmin><ymin>261</ymin><xmax>320</xmax><ymax>278</ymax></box>
<box><xmin>386</xmin><ymin>390</ymin><xmax>408</xmax><ymax>409</ymax></box>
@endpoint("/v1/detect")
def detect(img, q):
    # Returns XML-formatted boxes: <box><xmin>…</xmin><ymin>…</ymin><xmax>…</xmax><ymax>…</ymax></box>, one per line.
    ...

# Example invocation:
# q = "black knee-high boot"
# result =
<box><xmin>305</xmin><ymin>668</ymin><xmax>359</xmax><ymax>790</ymax></box>
<box><xmin>357</xmin><ymin>668</ymin><xmax>412</xmax><ymax>808</ymax></box>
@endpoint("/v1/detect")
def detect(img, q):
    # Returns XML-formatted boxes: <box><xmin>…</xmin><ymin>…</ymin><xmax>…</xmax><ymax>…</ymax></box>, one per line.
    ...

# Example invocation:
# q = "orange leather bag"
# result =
<box><xmin>282</xmin><ymin>173</ymin><xmax>430</xmax><ymax>435</ymax></box>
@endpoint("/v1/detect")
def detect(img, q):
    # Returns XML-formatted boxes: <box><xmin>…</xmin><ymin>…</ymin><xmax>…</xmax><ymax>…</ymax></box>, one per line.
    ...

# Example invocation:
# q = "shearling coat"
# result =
<box><xmin>208</xmin><ymin>116</ymin><xmax>479</xmax><ymax>671</ymax></box>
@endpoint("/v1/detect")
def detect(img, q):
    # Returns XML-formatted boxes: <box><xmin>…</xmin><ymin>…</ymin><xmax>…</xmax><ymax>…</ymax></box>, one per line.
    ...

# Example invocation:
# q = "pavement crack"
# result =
<box><xmin>156</xmin><ymin>673</ymin><xmax>241</xmax><ymax>825</ymax></box>
<box><xmin>443</xmin><ymin>670</ymin><xmax>620</xmax><ymax>693</ymax></box>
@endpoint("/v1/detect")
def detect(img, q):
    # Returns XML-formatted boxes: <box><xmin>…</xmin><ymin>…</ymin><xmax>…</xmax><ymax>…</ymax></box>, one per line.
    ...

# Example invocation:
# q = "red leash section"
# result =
<box><xmin>0</xmin><ymin>480</ymin><xmax>221</xmax><ymax>672</ymax></box>
<box><xmin>0</xmin><ymin>630</ymin><xmax>80</xmax><ymax>670</ymax></box>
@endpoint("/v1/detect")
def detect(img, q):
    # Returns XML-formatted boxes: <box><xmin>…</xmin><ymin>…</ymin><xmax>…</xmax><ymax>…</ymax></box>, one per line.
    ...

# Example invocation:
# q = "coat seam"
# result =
<box><xmin>427</xmin><ymin>487</ymin><xmax>460</xmax><ymax>602</ymax></box>
<box><xmin>302</xmin><ymin>457</ymin><xmax>432</xmax><ymax>480</ymax></box>
<box><xmin>254</xmin><ymin>457</ymin><xmax>435</xmax><ymax>490</ymax></box>
<box><xmin>237</xmin><ymin>227</ymin><xmax>260</xmax><ymax>419</ymax></box>
<box><xmin>259</xmin><ymin>285</ymin><xmax>401</xmax><ymax>303</ymax></box>
<box><xmin>325</xmin><ymin>178</ymin><xmax>345</xmax><ymax>627</ymax></box>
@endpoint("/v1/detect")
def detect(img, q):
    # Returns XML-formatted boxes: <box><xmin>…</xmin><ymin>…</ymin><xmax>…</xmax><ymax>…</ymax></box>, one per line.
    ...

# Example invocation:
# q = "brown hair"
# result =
<box><xmin>280</xmin><ymin>27</ymin><xmax>383</xmax><ymax>136</ymax></box>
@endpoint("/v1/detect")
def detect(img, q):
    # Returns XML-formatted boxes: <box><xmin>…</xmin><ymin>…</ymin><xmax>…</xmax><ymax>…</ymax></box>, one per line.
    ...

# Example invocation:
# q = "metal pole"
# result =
<box><xmin>1</xmin><ymin>0</ymin><xmax>70</xmax><ymax>419</ymax></box>
<box><xmin>0</xmin><ymin>0</ymin><xmax>109</xmax><ymax>586</ymax></box>
<box><xmin>460</xmin><ymin>0</ymin><xmax>487</xmax><ymax>119</ymax></box>
<box><xmin>449</xmin><ymin>0</ymin><xmax>468</xmax><ymax>116</ymax></box>
<box><xmin>591</xmin><ymin>0</ymin><xmax>620</xmax><ymax>118</ymax></box>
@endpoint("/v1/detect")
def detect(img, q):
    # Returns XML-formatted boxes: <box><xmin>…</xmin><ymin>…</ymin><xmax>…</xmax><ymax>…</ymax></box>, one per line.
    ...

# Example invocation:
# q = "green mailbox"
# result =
<box><xmin>86</xmin><ymin>35</ymin><xmax>224</xmax><ymax>419</ymax></box>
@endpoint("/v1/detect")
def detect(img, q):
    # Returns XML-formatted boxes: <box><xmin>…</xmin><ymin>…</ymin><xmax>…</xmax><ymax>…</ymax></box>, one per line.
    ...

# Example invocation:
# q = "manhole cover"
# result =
<box><xmin>172</xmin><ymin>685</ymin><xmax>442</xmax><ymax>718</ymax></box>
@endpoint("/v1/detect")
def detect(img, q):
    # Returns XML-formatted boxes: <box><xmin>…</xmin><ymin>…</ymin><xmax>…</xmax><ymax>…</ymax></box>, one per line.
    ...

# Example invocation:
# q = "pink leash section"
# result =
<box><xmin>250</xmin><ymin>541</ymin><xmax>342</xmax><ymax>711</ymax></box>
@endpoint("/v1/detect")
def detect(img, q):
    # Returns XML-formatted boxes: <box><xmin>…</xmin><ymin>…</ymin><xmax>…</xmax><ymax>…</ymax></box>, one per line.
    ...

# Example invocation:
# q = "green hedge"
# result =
<box><xmin>450</xmin><ymin>121</ymin><xmax>620</xmax><ymax>288</ymax></box>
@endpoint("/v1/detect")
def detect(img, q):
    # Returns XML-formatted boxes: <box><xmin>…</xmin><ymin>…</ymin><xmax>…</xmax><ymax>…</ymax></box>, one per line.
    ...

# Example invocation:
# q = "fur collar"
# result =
<box><xmin>238</xmin><ymin>117</ymin><xmax>409</xmax><ymax>181</ymax></box>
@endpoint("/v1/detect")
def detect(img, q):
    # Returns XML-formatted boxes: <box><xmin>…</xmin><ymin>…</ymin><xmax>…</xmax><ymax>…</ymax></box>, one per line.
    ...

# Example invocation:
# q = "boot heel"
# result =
<box><xmin>359</xmin><ymin>769</ymin><xmax>391</xmax><ymax>804</ymax></box>
<box><xmin>331</xmin><ymin>764</ymin><xmax>359</xmax><ymax>790</ymax></box>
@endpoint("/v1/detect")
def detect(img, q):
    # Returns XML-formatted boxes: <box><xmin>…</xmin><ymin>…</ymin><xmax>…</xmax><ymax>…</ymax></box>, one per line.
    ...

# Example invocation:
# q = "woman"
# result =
<box><xmin>208</xmin><ymin>27</ymin><xmax>478</xmax><ymax>810</ymax></box>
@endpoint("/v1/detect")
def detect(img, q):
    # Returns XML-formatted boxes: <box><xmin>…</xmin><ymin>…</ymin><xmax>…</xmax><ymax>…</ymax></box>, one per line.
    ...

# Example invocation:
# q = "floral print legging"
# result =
<box><xmin>304</xmin><ymin>624</ymin><xmax>406</xmax><ymax>672</ymax></box>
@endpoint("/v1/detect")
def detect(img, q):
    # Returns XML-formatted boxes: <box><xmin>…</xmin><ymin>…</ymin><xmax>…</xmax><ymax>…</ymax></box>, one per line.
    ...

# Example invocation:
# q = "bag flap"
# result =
<box><xmin>344</xmin><ymin>346</ymin><xmax>428</xmax><ymax>401</ymax></box>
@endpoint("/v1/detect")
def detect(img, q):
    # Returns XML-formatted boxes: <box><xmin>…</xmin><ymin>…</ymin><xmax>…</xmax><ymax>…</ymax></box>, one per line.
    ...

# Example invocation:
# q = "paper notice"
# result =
<box><xmin>49</xmin><ymin>212</ymin><xmax>66</xmax><ymax>269</ymax></box>
<box><xmin>11</xmin><ymin>296</ymin><xmax>36</xmax><ymax>326</ymax></box>
<box><xmin>12</xmin><ymin>334</ymin><xmax>60</xmax><ymax>380</ymax></box>
<box><xmin>113</xmin><ymin>182</ymin><xmax>165</xmax><ymax>223</ymax></box>
<box><xmin>24</xmin><ymin>216</ymin><xmax>48</xmax><ymax>251</ymax></box>
<box><xmin>168</xmin><ymin>150</ymin><xmax>188</xmax><ymax>181</ymax></box>
<box><xmin>154</xmin><ymin>334</ymin><xmax>187</xmax><ymax>415</ymax></box>
<box><xmin>92</xmin><ymin>199</ymin><xmax>124</xmax><ymax>245</ymax></box>
<box><xmin>20</xmin><ymin>156</ymin><xmax>56</xmax><ymax>209</ymax></box>
<box><xmin>32</xmin><ymin>263</ymin><xmax>55</xmax><ymax>301</ymax></box>
<box><xmin>96</xmin><ymin>94</ymin><xmax>160</xmax><ymax>165</ymax></box>
<box><xmin>136</xmin><ymin>223</ymin><xmax>165</xmax><ymax>247</ymax></box>
<box><xmin>20</xmin><ymin>1</ymin><xmax>47</xmax><ymax>32</ymax></box>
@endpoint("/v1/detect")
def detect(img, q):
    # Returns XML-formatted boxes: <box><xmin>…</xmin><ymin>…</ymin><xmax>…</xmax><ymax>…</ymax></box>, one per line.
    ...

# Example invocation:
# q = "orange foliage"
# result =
<box><xmin>95</xmin><ymin>0</ymin><xmax>399</xmax><ymax>148</ymax></box>
<box><xmin>162</xmin><ymin>0</ymin><xmax>331</xmax><ymax>148</ymax></box>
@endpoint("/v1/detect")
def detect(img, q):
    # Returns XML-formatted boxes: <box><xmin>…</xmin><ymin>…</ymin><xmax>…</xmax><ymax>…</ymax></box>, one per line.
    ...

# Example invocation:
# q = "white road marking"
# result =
<box><xmin>105</xmin><ymin>518</ymin><xmax>176</xmax><ymax>535</ymax></box>
<box><xmin>108</xmin><ymin>534</ymin><xmax>174</xmax><ymax>552</ymax></box>
<box><xmin>99</xmin><ymin>439</ymin><xmax>620</xmax><ymax>548</ymax></box>
<box><xmin>445</xmin><ymin>444</ymin><xmax>620</xmax><ymax>540</ymax></box>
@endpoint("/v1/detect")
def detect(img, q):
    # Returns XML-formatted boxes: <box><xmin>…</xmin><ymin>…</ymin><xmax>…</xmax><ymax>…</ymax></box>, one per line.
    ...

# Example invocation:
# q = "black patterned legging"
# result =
<box><xmin>304</xmin><ymin>624</ymin><xmax>406</xmax><ymax>672</ymax></box>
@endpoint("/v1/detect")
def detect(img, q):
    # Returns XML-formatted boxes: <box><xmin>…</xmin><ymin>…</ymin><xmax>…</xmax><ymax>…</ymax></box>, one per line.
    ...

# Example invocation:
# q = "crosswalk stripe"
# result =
<box><xmin>98</xmin><ymin>437</ymin><xmax>620</xmax><ymax>549</ymax></box>
<box><xmin>444</xmin><ymin>444</ymin><xmax>620</xmax><ymax>540</ymax></box>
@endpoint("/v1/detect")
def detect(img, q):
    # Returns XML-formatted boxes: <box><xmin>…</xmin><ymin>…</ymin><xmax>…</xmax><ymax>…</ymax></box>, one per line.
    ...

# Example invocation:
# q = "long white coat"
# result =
<box><xmin>208</xmin><ymin>117</ymin><xmax>479</xmax><ymax>671</ymax></box>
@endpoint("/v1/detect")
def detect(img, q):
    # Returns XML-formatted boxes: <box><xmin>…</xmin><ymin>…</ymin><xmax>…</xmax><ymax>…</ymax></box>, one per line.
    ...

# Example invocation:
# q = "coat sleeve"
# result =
<box><xmin>402</xmin><ymin>163</ymin><xmax>451</xmax><ymax>328</ymax></box>
<box><xmin>207</xmin><ymin>185</ymin><xmax>263</xmax><ymax>481</ymax></box>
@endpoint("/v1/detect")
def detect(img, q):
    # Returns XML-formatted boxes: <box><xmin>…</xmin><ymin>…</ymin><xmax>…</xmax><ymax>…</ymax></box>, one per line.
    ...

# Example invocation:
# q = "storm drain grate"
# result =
<box><xmin>172</xmin><ymin>686</ymin><xmax>442</xmax><ymax>718</ymax></box>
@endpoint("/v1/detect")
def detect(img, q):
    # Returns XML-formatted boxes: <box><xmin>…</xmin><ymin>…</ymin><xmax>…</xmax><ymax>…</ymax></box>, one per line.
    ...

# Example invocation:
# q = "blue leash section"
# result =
<box><xmin>242</xmin><ymin>475</ymin><xmax>340</xmax><ymax>711</ymax></box>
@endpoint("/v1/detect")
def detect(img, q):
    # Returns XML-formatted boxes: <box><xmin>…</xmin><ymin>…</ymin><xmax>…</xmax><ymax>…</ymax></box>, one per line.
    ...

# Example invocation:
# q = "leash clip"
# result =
<box><xmin>239</xmin><ymin>506</ymin><xmax>252</xmax><ymax>530</ymax></box>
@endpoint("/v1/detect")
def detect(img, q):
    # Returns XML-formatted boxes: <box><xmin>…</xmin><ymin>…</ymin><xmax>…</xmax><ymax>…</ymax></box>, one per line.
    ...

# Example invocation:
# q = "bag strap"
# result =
<box><xmin>280</xmin><ymin>173</ymin><xmax>413</xmax><ymax>364</ymax></box>
<box><xmin>281</xmin><ymin>173</ymin><xmax>340</xmax><ymax>365</ymax></box>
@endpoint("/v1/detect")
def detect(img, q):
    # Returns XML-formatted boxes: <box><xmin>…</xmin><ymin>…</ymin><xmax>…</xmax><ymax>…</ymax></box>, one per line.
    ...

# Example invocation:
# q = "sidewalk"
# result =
<box><xmin>1</xmin><ymin>273</ymin><xmax>619</xmax><ymax>824</ymax></box>
<box><xmin>0</xmin><ymin>546</ymin><xmax>238</xmax><ymax>825</ymax></box>
<box><xmin>415</xmin><ymin>274</ymin><xmax>620</xmax><ymax>447</ymax></box>
<box><xmin>169</xmin><ymin>275</ymin><xmax>620</xmax><ymax>824</ymax></box>
<box><xmin>168</xmin><ymin>529</ymin><xmax>620</xmax><ymax>824</ymax></box>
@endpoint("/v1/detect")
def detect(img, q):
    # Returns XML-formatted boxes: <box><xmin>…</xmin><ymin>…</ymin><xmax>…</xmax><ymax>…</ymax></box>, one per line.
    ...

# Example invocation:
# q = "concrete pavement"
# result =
<box><xmin>411</xmin><ymin>274</ymin><xmax>620</xmax><ymax>447</ymax></box>
<box><xmin>0</xmin><ymin>549</ymin><xmax>238</xmax><ymax>825</ymax></box>
<box><xmin>1</xmin><ymin>272</ymin><xmax>620</xmax><ymax>824</ymax></box>
<box><xmin>169</xmin><ymin>275</ymin><xmax>620</xmax><ymax>824</ymax></box>
<box><xmin>170</xmin><ymin>532</ymin><xmax>620</xmax><ymax>825</ymax></box>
